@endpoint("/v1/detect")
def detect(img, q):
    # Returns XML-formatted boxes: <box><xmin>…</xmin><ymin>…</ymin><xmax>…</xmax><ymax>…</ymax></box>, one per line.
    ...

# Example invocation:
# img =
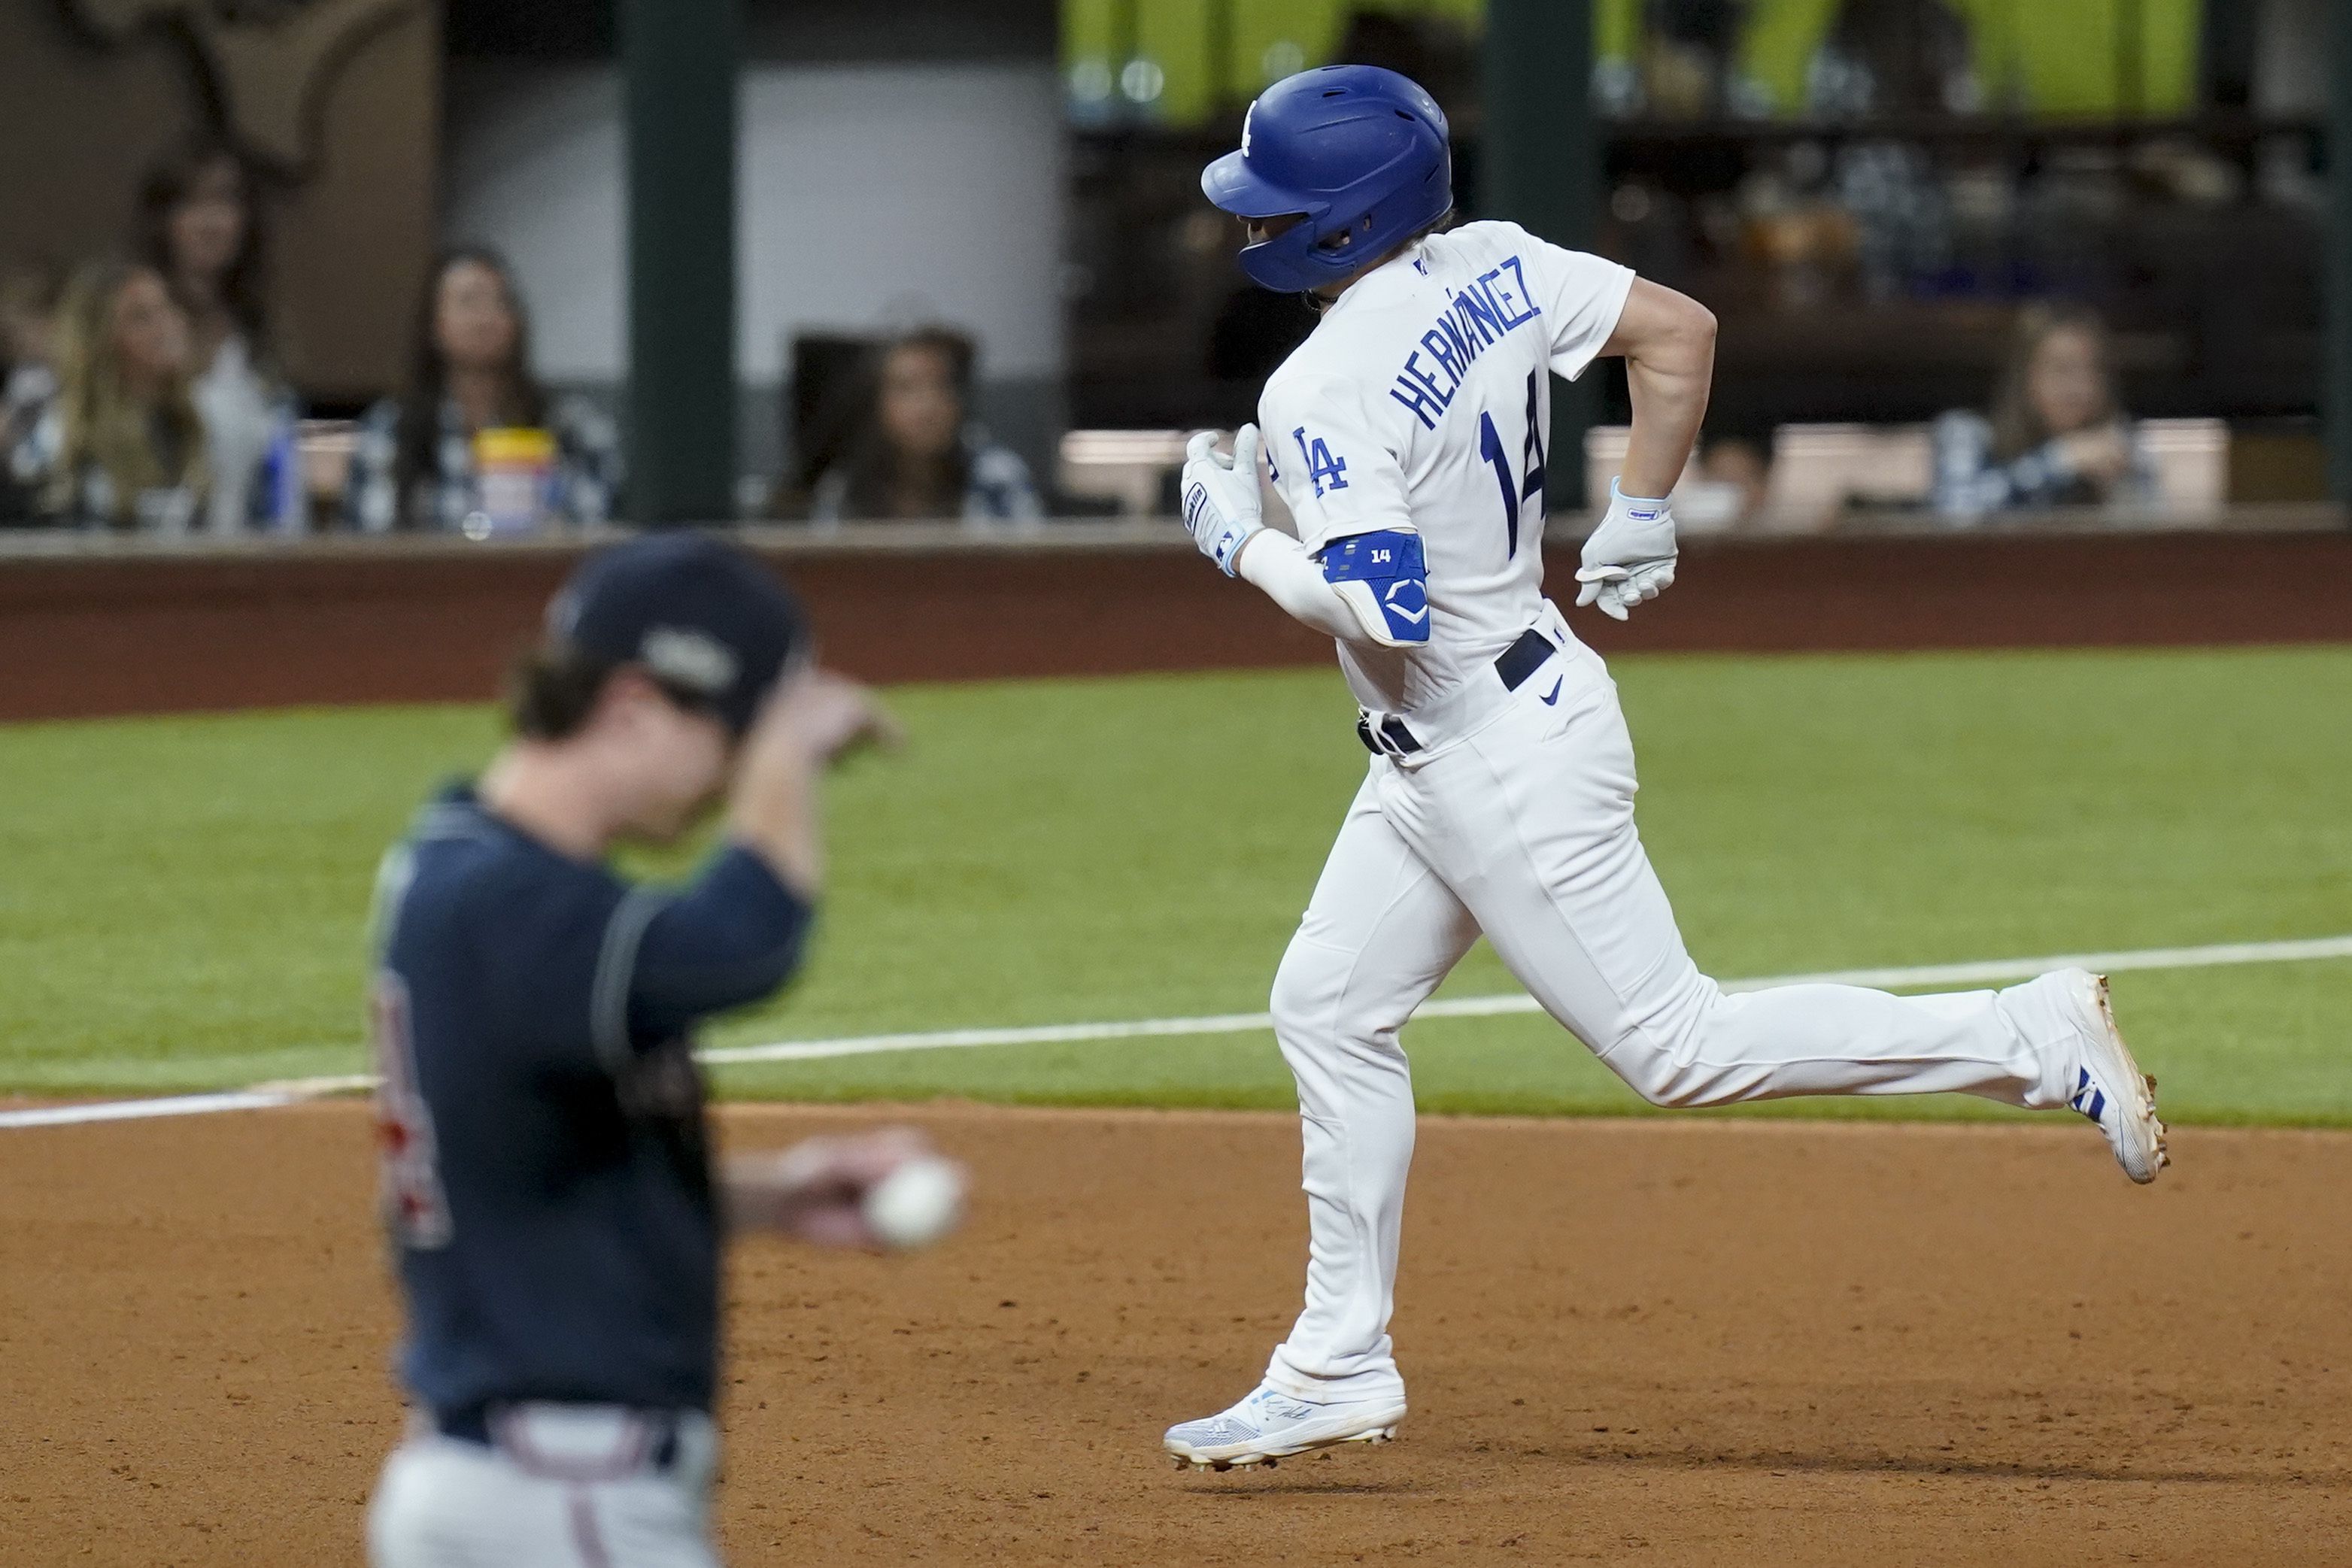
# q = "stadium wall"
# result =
<box><xmin>4</xmin><ymin>524</ymin><xmax>2351</xmax><ymax>723</ymax></box>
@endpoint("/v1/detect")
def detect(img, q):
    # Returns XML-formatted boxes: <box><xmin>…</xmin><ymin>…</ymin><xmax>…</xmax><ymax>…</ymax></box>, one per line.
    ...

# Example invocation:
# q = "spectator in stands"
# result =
<box><xmin>809</xmin><ymin>327</ymin><xmax>1039</xmax><ymax>526</ymax></box>
<box><xmin>347</xmin><ymin>247</ymin><xmax>620</xmax><ymax>534</ymax></box>
<box><xmin>1933</xmin><ymin>304</ymin><xmax>2156</xmax><ymax>519</ymax></box>
<box><xmin>1690</xmin><ymin>433</ymin><xmax>1774</xmax><ymax>530</ymax></box>
<box><xmin>1809</xmin><ymin>0</ymin><xmax>1977</xmax><ymax>117</ymax></box>
<box><xmin>1805</xmin><ymin>0</ymin><xmax>1977</xmax><ymax>301</ymax></box>
<box><xmin>10</xmin><ymin>259</ymin><xmax>207</xmax><ymax>530</ymax></box>
<box><xmin>0</xmin><ymin>262</ymin><xmax>61</xmax><ymax>524</ymax></box>
<box><xmin>136</xmin><ymin>137</ymin><xmax>299</xmax><ymax>532</ymax></box>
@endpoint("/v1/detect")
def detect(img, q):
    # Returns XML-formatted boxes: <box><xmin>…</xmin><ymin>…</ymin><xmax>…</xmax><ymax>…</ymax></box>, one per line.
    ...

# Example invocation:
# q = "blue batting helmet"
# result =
<box><xmin>1201</xmin><ymin>64</ymin><xmax>1452</xmax><ymax>295</ymax></box>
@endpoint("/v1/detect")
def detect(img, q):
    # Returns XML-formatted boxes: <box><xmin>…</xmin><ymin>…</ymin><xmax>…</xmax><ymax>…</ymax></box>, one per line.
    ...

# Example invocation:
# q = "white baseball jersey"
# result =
<box><xmin>1258</xmin><ymin>220</ymin><xmax>1634</xmax><ymax>721</ymax></box>
<box><xmin>1202</xmin><ymin>222</ymin><xmax>2120</xmax><ymax>1430</ymax></box>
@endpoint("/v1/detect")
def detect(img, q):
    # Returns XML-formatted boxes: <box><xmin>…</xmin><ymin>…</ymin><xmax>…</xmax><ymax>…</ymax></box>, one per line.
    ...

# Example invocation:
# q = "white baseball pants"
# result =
<box><xmin>369</xmin><ymin>1405</ymin><xmax>720</xmax><ymax>1568</ymax></box>
<box><xmin>1261</xmin><ymin>635</ymin><xmax>2077</xmax><ymax>1404</ymax></box>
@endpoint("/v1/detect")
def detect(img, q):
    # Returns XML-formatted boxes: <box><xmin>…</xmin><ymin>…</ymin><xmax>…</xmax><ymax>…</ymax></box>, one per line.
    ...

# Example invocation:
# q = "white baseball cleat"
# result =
<box><xmin>1163</xmin><ymin>1385</ymin><xmax>1407</xmax><ymax>1472</ymax></box>
<box><xmin>2017</xmin><ymin>967</ymin><xmax>2168</xmax><ymax>1184</ymax></box>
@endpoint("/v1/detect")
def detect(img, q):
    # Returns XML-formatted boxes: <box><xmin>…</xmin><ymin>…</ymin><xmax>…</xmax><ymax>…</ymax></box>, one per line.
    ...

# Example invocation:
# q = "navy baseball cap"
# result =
<box><xmin>545</xmin><ymin>532</ymin><xmax>807</xmax><ymax>737</ymax></box>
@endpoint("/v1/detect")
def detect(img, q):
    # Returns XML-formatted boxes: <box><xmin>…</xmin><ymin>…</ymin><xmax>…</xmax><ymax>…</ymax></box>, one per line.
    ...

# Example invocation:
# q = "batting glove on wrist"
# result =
<box><xmin>1574</xmin><ymin>479</ymin><xmax>1678</xmax><ymax>621</ymax></box>
<box><xmin>1180</xmin><ymin>426</ymin><xmax>1265</xmax><ymax>576</ymax></box>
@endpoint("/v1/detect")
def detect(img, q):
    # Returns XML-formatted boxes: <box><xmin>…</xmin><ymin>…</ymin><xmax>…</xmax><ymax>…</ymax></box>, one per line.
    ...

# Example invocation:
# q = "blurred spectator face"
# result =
<box><xmin>110</xmin><ymin>269</ymin><xmax>191</xmax><ymax>392</ymax></box>
<box><xmin>165</xmin><ymin>155</ymin><xmax>249</xmax><ymax>284</ymax></box>
<box><xmin>434</xmin><ymin>258</ymin><xmax>520</xmax><ymax>376</ymax></box>
<box><xmin>877</xmin><ymin>342</ymin><xmax>962</xmax><ymax>461</ymax></box>
<box><xmin>2</xmin><ymin>282</ymin><xmax>55</xmax><ymax>368</ymax></box>
<box><xmin>2026</xmin><ymin>325</ymin><xmax>2109</xmax><ymax>437</ymax></box>
<box><xmin>1698</xmin><ymin>438</ymin><xmax>1771</xmax><ymax>517</ymax></box>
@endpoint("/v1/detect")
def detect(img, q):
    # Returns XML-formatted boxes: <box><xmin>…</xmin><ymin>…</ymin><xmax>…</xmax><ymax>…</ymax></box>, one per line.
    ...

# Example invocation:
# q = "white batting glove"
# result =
<box><xmin>1180</xmin><ymin>426</ymin><xmax>1264</xmax><ymax>576</ymax></box>
<box><xmin>1574</xmin><ymin>479</ymin><xmax>1678</xmax><ymax>621</ymax></box>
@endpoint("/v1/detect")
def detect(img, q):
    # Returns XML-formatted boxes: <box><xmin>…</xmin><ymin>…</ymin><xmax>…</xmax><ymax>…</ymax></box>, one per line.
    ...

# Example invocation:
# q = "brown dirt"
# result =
<box><xmin>2</xmin><ymin>1101</ymin><xmax>2347</xmax><ymax>1566</ymax></box>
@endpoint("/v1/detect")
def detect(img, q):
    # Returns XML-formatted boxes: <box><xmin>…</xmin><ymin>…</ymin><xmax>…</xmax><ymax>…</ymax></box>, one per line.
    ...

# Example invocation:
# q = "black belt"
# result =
<box><xmin>434</xmin><ymin>1405</ymin><xmax>497</xmax><ymax>1446</ymax></box>
<box><xmin>1355</xmin><ymin>714</ymin><xmax>1422</xmax><ymax>757</ymax></box>
<box><xmin>1493</xmin><ymin>625</ymin><xmax>1559</xmax><ymax>692</ymax></box>
<box><xmin>434</xmin><ymin>1403</ymin><xmax>684</xmax><ymax>1470</ymax></box>
<box><xmin>1357</xmin><ymin>626</ymin><xmax>1558</xmax><ymax>758</ymax></box>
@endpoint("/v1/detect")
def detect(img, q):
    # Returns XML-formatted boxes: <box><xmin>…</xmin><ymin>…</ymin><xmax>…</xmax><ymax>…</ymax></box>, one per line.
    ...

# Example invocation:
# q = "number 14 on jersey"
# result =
<box><xmin>1476</xmin><ymin>368</ymin><xmax>1547</xmax><ymax>559</ymax></box>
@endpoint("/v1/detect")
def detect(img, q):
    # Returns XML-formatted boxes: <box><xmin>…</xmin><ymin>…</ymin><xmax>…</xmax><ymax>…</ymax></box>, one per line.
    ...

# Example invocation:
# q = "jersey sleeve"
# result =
<box><xmin>1488</xmin><ymin>220</ymin><xmax>1636</xmax><ymax>383</ymax></box>
<box><xmin>448</xmin><ymin>844</ymin><xmax>811</xmax><ymax>1079</ymax></box>
<box><xmin>1258</xmin><ymin>370</ymin><xmax>1414</xmax><ymax>554</ymax></box>
<box><xmin>619</xmin><ymin>845</ymin><xmax>813</xmax><ymax>1048</ymax></box>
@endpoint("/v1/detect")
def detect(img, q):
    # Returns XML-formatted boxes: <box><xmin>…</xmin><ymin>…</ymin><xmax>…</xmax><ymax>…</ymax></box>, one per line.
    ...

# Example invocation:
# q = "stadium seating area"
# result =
<box><xmin>1</xmin><ymin>0</ymin><xmax>2334</xmax><ymax>544</ymax></box>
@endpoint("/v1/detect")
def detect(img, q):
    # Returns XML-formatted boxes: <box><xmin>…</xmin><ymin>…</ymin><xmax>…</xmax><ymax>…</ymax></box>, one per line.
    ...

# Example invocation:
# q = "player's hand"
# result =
<box><xmin>2056</xmin><ymin>425</ymin><xmax>2132</xmax><ymax>488</ymax></box>
<box><xmin>1574</xmin><ymin>480</ymin><xmax>1679</xmax><ymax>622</ymax></box>
<box><xmin>1179</xmin><ymin>426</ymin><xmax>1265</xmax><ymax>576</ymax></box>
<box><xmin>748</xmin><ymin>666</ymin><xmax>903</xmax><ymax>770</ymax></box>
<box><xmin>728</xmin><ymin>1128</ymin><xmax>966</xmax><ymax>1248</ymax></box>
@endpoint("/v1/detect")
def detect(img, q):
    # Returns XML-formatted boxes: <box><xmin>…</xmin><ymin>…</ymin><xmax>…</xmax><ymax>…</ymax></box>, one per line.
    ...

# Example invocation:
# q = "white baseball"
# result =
<box><xmin>861</xmin><ymin>1154</ymin><xmax>965</xmax><ymax>1250</ymax></box>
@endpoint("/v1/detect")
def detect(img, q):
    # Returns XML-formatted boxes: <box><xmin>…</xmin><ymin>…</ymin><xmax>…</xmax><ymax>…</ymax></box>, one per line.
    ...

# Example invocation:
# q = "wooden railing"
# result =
<box><xmin>1</xmin><ymin>515</ymin><xmax>2347</xmax><ymax>722</ymax></box>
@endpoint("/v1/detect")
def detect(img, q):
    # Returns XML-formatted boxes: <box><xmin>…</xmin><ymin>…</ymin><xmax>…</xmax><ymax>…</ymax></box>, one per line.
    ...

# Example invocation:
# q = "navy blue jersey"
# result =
<box><xmin>369</xmin><ymin>785</ymin><xmax>812</xmax><ymax>1416</ymax></box>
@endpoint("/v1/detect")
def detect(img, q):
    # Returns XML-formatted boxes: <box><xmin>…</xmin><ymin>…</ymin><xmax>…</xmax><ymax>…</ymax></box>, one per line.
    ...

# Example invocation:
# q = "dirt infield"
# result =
<box><xmin>2</xmin><ymin>1102</ymin><xmax>2347</xmax><ymax>1566</ymax></box>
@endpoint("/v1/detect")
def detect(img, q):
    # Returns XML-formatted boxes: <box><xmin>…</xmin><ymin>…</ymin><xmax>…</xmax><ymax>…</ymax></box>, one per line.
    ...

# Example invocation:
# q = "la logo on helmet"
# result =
<box><xmin>1242</xmin><ymin>103</ymin><xmax>1254</xmax><ymax>157</ymax></box>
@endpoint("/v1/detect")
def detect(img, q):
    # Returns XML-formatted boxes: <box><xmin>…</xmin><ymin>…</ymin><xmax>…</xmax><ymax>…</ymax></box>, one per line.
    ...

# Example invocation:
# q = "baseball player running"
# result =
<box><xmin>1164</xmin><ymin>65</ymin><xmax>2166</xmax><ymax>1473</ymax></box>
<box><xmin>366</xmin><ymin>534</ymin><xmax>954</xmax><ymax>1566</ymax></box>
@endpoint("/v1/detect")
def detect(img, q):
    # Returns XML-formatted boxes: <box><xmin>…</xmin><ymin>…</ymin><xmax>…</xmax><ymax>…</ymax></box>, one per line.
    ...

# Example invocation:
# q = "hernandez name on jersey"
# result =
<box><xmin>1260</xmin><ymin>220</ymin><xmax>1634</xmax><ymax>724</ymax></box>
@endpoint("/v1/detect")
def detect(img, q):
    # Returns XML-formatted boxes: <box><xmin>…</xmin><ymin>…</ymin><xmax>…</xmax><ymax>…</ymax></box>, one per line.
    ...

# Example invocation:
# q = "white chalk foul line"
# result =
<box><xmin>6</xmin><ymin>932</ymin><xmax>2350</xmax><ymax>1131</ymax></box>
<box><xmin>0</xmin><ymin>1090</ymin><xmax>294</xmax><ymax>1130</ymax></box>
<box><xmin>700</xmin><ymin>933</ymin><xmax>2352</xmax><ymax>1066</ymax></box>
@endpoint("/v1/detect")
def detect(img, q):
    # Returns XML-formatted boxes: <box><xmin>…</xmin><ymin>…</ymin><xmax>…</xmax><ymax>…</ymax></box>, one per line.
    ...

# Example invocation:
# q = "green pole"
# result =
<box><xmin>1481</xmin><ymin>0</ymin><xmax>1599</xmax><ymax>511</ymax></box>
<box><xmin>621</xmin><ymin>0</ymin><xmax>739</xmax><ymax>525</ymax></box>
<box><xmin>2329</xmin><ymin>0</ymin><xmax>2352</xmax><ymax>509</ymax></box>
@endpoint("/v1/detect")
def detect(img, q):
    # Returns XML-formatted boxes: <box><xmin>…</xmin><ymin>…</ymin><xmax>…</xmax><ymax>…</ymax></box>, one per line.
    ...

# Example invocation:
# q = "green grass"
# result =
<box><xmin>2</xmin><ymin>647</ymin><xmax>2348</xmax><ymax>1123</ymax></box>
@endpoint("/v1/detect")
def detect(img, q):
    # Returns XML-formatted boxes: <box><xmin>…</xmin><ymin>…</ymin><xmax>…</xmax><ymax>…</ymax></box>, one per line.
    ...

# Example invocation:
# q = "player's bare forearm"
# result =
<box><xmin>1602</xmin><ymin>279</ymin><xmax>1716</xmax><ymax>499</ymax></box>
<box><xmin>727</xmin><ymin>669</ymin><xmax>902</xmax><ymax>896</ymax></box>
<box><xmin>728</xmin><ymin>747</ymin><xmax>823</xmax><ymax>894</ymax></box>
